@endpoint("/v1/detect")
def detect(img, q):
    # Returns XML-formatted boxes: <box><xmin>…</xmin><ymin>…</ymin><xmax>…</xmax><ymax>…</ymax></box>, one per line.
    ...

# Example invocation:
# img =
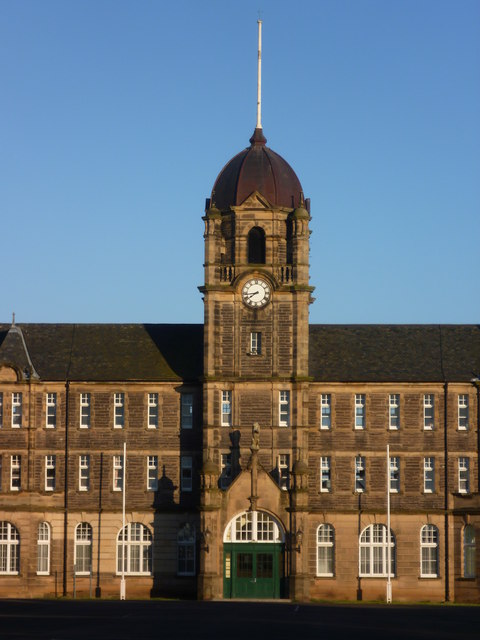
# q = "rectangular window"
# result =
<box><xmin>389</xmin><ymin>394</ymin><xmax>400</xmax><ymax>430</ymax></box>
<box><xmin>320</xmin><ymin>394</ymin><xmax>331</xmax><ymax>430</ymax></box>
<box><xmin>424</xmin><ymin>457</ymin><xmax>435</xmax><ymax>493</ymax></box>
<box><xmin>12</xmin><ymin>393</ymin><xmax>22</xmax><ymax>428</ymax></box>
<box><xmin>46</xmin><ymin>393</ymin><xmax>57</xmax><ymax>428</ymax></box>
<box><xmin>147</xmin><ymin>455</ymin><xmax>158</xmax><ymax>491</ymax></box>
<box><xmin>458</xmin><ymin>395</ymin><xmax>469</xmax><ymax>430</ymax></box>
<box><xmin>250</xmin><ymin>331</ymin><xmax>262</xmax><ymax>355</ymax></box>
<box><xmin>355</xmin><ymin>394</ymin><xmax>365</xmax><ymax>430</ymax></box>
<box><xmin>458</xmin><ymin>457</ymin><xmax>470</xmax><ymax>494</ymax></box>
<box><xmin>423</xmin><ymin>394</ymin><xmax>434</xmax><ymax>430</ymax></box>
<box><xmin>389</xmin><ymin>456</ymin><xmax>400</xmax><ymax>493</ymax></box>
<box><xmin>114</xmin><ymin>393</ymin><xmax>125</xmax><ymax>429</ymax></box>
<box><xmin>320</xmin><ymin>456</ymin><xmax>331</xmax><ymax>492</ymax></box>
<box><xmin>147</xmin><ymin>393</ymin><xmax>158</xmax><ymax>429</ymax></box>
<box><xmin>181</xmin><ymin>456</ymin><xmax>193</xmax><ymax>492</ymax></box>
<box><xmin>45</xmin><ymin>455</ymin><xmax>56</xmax><ymax>491</ymax></box>
<box><xmin>220</xmin><ymin>452</ymin><xmax>232</xmax><ymax>489</ymax></box>
<box><xmin>355</xmin><ymin>456</ymin><xmax>366</xmax><ymax>493</ymax></box>
<box><xmin>10</xmin><ymin>455</ymin><xmax>21</xmax><ymax>491</ymax></box>
<box><xmin>0</xmin><ymin>392</ymin><xmax>3</xmax><ymax>427</ymax></box>
<box><xmin>221</xmin><ymin>391</ymin><xmax>232</xmax><ymax>427</ymax></box>
<box><xmin>181</xmin><ymin>393</ymin><xmax>193</xmax><ymax>429</ymax></box>
<box><xmin>277</xmin><ymin>454</ymin><xmax>290</xmax><ymax>491</ymax></box>
<box><xmin>113</xmin><ymin>455</ymin><xmax>124</xmax><ymax>491</ymax></box>
<box><xmin>79</xmin><ymin>455</ymin><xmax>90</xmax><ymax>491</ymax></box>
<box><xmin>279</xmin><ymin>391</ymin><xmax>290</xmax><ymax>427</ymax></box>
<box><xmin>177</xmin><ymin>525</ymin><xmax>196</xmax><ymax>576</ymax></box>
<box><xmin>80</xmin><ymin>393</ymin><xmax>91</xmax><ymax>429</ymax></box>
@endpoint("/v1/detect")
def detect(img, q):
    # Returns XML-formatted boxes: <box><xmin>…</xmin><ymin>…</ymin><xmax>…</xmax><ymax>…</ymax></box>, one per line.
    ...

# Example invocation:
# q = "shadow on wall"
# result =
<box><xmin>150</xmin><ymin>507</ymin><xmax>200</xmax><ymax>600</ymax></box>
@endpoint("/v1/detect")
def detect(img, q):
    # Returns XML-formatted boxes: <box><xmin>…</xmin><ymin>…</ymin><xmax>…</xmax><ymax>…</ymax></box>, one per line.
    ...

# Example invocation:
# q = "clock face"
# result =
<box><xmin>242</xmin><ymin>278</ymin><xmax>271</xmax><ymax>308</ymax></box>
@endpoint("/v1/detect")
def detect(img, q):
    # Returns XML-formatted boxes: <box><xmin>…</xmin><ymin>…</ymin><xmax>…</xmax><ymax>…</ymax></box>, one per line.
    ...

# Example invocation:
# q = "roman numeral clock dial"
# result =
<box><xmin>242</xmin><ymin>278</ymin><xmax>271</xmax><ymax>308</ymax></box>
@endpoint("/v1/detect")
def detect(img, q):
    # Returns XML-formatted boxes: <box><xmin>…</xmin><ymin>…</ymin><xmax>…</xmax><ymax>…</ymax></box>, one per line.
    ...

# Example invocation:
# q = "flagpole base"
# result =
<box><xmin>386</xmin><ymin>581</ymin><xmax>392</xmax><ymax>603</ymax></box>
<box><xmin>120</xmin><ymin>578</ymin><xmax>126</xmax><ymax>600</ymax></box>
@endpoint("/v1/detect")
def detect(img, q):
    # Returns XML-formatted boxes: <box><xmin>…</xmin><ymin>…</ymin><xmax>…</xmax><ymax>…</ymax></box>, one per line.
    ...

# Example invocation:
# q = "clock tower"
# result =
<box><xmin>198</xmin><ymin>21</ymin><xmax>314</xmax><ymax>601</ymax></box>
<box><xmin>200</xmin><ymin>125</ymin><xmax>313</xmax><ymax>382</ymax></box>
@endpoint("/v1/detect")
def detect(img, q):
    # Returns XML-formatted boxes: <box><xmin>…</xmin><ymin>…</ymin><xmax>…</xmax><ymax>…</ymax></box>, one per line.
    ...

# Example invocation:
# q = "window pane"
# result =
<box><xmin>464</xmin><ymin>525</ymin><xmax>476</xmax><ymax>578</ymax></box>
<box><xmin>256</xmin><ymin>553</ymin><xmax>273</xmax><ymax>578</ymax></box>
<box><xmin>360</xmin><ymin>547</ymin><xmax>370</xmax><ymax>575</ymax></box>
<box><xmin>237</xmin><ymin>553</ymin><xmax>253</xmax><ymax>578</ymax></box>
<box><xmin>181</xmin><ymin>394</ymin><xmax>193</xmax><ymax>429</ymax></box>
<box><xmin>37</xmin><ymin>545</ymin><xmax>49</xmax><ymax>573</ymax></box>
<box><xmin>321</xmin><ymin>394</ymin><xmax>331</xmax><ymax>429</ymax></box>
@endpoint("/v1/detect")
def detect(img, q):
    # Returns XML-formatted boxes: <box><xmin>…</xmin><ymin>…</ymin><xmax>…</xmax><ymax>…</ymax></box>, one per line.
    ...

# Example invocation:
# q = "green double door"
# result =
<box><xmin>223</xmin><ymin>543</ymin><xmax>284</xmax><ymax>599</ymax></box>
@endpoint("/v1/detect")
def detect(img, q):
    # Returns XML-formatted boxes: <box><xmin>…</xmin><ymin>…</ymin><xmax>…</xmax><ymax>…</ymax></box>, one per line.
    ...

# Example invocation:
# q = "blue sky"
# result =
<box><xmin>2</xmin><ymin>0</ymin><xmax>479</xmax><ymax>325</ymax></box>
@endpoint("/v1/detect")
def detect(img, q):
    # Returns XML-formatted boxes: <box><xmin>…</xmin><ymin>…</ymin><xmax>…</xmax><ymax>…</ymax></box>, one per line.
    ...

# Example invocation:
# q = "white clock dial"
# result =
<box><xmin>242</xmin><ymin>278</ymin><xmax>271</xmax><ymax>308</ymax></box>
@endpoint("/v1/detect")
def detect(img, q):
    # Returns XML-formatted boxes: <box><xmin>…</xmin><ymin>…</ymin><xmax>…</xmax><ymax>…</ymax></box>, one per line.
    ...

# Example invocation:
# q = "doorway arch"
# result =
<box><xmin>223</xmin><ymin>511</ymin><xmax>285</xmax><ymax>599</ymax></box>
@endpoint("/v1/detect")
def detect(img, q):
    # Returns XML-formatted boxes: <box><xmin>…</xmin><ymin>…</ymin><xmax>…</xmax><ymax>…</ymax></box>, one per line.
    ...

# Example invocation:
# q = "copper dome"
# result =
<box><xmin>211</xmin><ymin>128</ymin><xmax>303</xmax><ymax>211</ymax></box>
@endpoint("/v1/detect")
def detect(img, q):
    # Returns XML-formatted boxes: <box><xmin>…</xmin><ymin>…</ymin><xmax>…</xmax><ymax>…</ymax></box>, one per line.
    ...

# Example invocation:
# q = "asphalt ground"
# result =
<box><xmin>0</xmin><ymin>599</ymin><xmax>478</xmax><ymax>640</ymax></box>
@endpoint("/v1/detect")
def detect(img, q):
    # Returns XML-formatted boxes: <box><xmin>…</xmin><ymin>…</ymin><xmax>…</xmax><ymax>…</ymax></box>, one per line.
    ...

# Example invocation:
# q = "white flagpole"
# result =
<box><xmin>120</xmin><ymin>441</ymin><xmax>126</xmax><ymax>600</ymax></box>
<box><xmin>256</xmin><ymin>19</ymin><xmax>262</xmax><ymax>130</ymax></box>
<box><xmin>386</xmin><ymin>444</ymin><xmax>392</xmax><ymax>603</ymax></box>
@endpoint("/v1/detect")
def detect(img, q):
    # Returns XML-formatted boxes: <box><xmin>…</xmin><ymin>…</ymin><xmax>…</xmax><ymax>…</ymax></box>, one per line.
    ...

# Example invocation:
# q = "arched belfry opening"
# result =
<box><xmin>248</xmin><ymin>227</ymin><xmax>266</xmax><ymax>264</ymax></box>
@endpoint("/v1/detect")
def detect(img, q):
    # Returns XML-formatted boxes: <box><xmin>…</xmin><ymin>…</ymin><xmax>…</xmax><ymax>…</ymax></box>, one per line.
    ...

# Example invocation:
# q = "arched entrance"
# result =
<box><xmin>223</xmin><ymin>510</ymin><xmax>285</xmax><ymax>599</ymax></box>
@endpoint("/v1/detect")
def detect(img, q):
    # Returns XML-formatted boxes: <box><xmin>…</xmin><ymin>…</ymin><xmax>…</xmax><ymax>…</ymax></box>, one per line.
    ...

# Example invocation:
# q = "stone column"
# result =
<box><xmin>289</xmin><ymin>458</ymin><xmax>310</xmax><ymax>601</ymax></box>
<box><xmin>197</xmin><ymin>457</ymin><xmax>222</xmax><ymax>600</ymax></box>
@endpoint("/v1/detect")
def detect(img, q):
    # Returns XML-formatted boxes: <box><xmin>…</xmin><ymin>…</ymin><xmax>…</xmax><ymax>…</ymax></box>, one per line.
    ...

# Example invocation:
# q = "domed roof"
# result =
<box><xmin>211</xmin><ymin>128</ymin><xmax>303</xmax><ymax>211</ymax></box>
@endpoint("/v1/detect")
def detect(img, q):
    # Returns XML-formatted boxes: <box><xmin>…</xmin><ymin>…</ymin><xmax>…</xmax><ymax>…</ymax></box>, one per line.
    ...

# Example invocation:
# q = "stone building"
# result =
<box><xmin>0</xmin><ymin>119</ymin><xmax>479</xmax><ymax>602</ymax></box>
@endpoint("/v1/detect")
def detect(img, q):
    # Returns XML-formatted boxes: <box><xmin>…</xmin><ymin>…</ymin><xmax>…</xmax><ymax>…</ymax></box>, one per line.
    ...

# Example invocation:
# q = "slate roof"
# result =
<box><xmin>0</xmin><ymin>324</ymin><xmax>203</xmax><ymax>382</ymax></box>
<box><xmin>309</xmin><ymin>324</ymin><xmax>480</xmax><ymax>383</ymax></box>
<box><xmin>0</xmin><ymin>323</ymin><xmax>478</xmax><ymax>383</ymax></box>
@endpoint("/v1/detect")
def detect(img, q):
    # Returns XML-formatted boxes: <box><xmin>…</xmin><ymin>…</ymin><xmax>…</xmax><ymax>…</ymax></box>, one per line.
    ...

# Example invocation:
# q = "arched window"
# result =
<box><xmin>37</xmin><ymin>522</ymin><xmax>50</xmax><ymax>575</ymax></box>
<box><xmin>464</xmin><ymin>525</ymin><xmax>476</xmax><ymax>578</ymax></box>
<box><xmin>359</xmin><ymin>524</ymin><xmax>395</xmax><ymax>577</ymax></box>
<box><xmin>75</xmin><ymin>523</ymin><xmax>92</xmax><ymax>575</ymax></box>
<box><xmin>420</xmin><ymin>524</ymin><xmax>439</xmax><ymax>578</ymax></box>
<box><xmin>177</xmin><ymin>523</ymin><xmax>195</xmax><ymax>576</ymax></box>
<box><xmin>0</xmin><ymin>521</ymin><xmax>19</xmax><ymax>574</ymax></box>
<box><xmin>117</xmin><ymin>523</ymin><xmax>152</xmax><ymax>575</ymax></box>
<box><xmin>316</xmin><ymin>524</ymin><xmax>334</xmax><ymax>576</ymax></box>
<box><xmin>224</xmin><ymin>511</ymin><xmax>284</xmax><ymax>543</ymax></box>
<box><xmin>248</xmin><ymin>227</ymin><xmax>266</xmax><ymax>264</ymax></box>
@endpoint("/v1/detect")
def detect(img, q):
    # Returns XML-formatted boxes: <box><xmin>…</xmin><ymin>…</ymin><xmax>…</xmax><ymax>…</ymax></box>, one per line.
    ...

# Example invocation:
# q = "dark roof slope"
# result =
<box><xmin>1</xmin><ymin>323</ymin><xmax>478</xmax><ymax>384</ymax></box>
<box><xmin>309</xmin><ymin>325</ymin><xmax>480</xmax><ymax>382</ymax></box>
<box><xmin>0</xmin><ymin>324</ymin><xmax>203</xmax><ymax>382</ymax></box>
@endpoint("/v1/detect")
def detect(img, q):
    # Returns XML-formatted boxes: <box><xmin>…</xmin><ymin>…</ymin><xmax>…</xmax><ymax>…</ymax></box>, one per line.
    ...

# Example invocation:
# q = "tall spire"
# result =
<box><xmin>256</xmin><ymin>19</ymin><xmax>262</xmax><ymax>130</ymax></box>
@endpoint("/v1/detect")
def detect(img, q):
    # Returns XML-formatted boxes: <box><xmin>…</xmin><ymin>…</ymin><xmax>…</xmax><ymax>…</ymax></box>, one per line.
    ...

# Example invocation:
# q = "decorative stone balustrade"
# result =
<box><xmin>218</xmin><ymin>265</ymin><xmax>295</xmax><ymax>284</ymax></box>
